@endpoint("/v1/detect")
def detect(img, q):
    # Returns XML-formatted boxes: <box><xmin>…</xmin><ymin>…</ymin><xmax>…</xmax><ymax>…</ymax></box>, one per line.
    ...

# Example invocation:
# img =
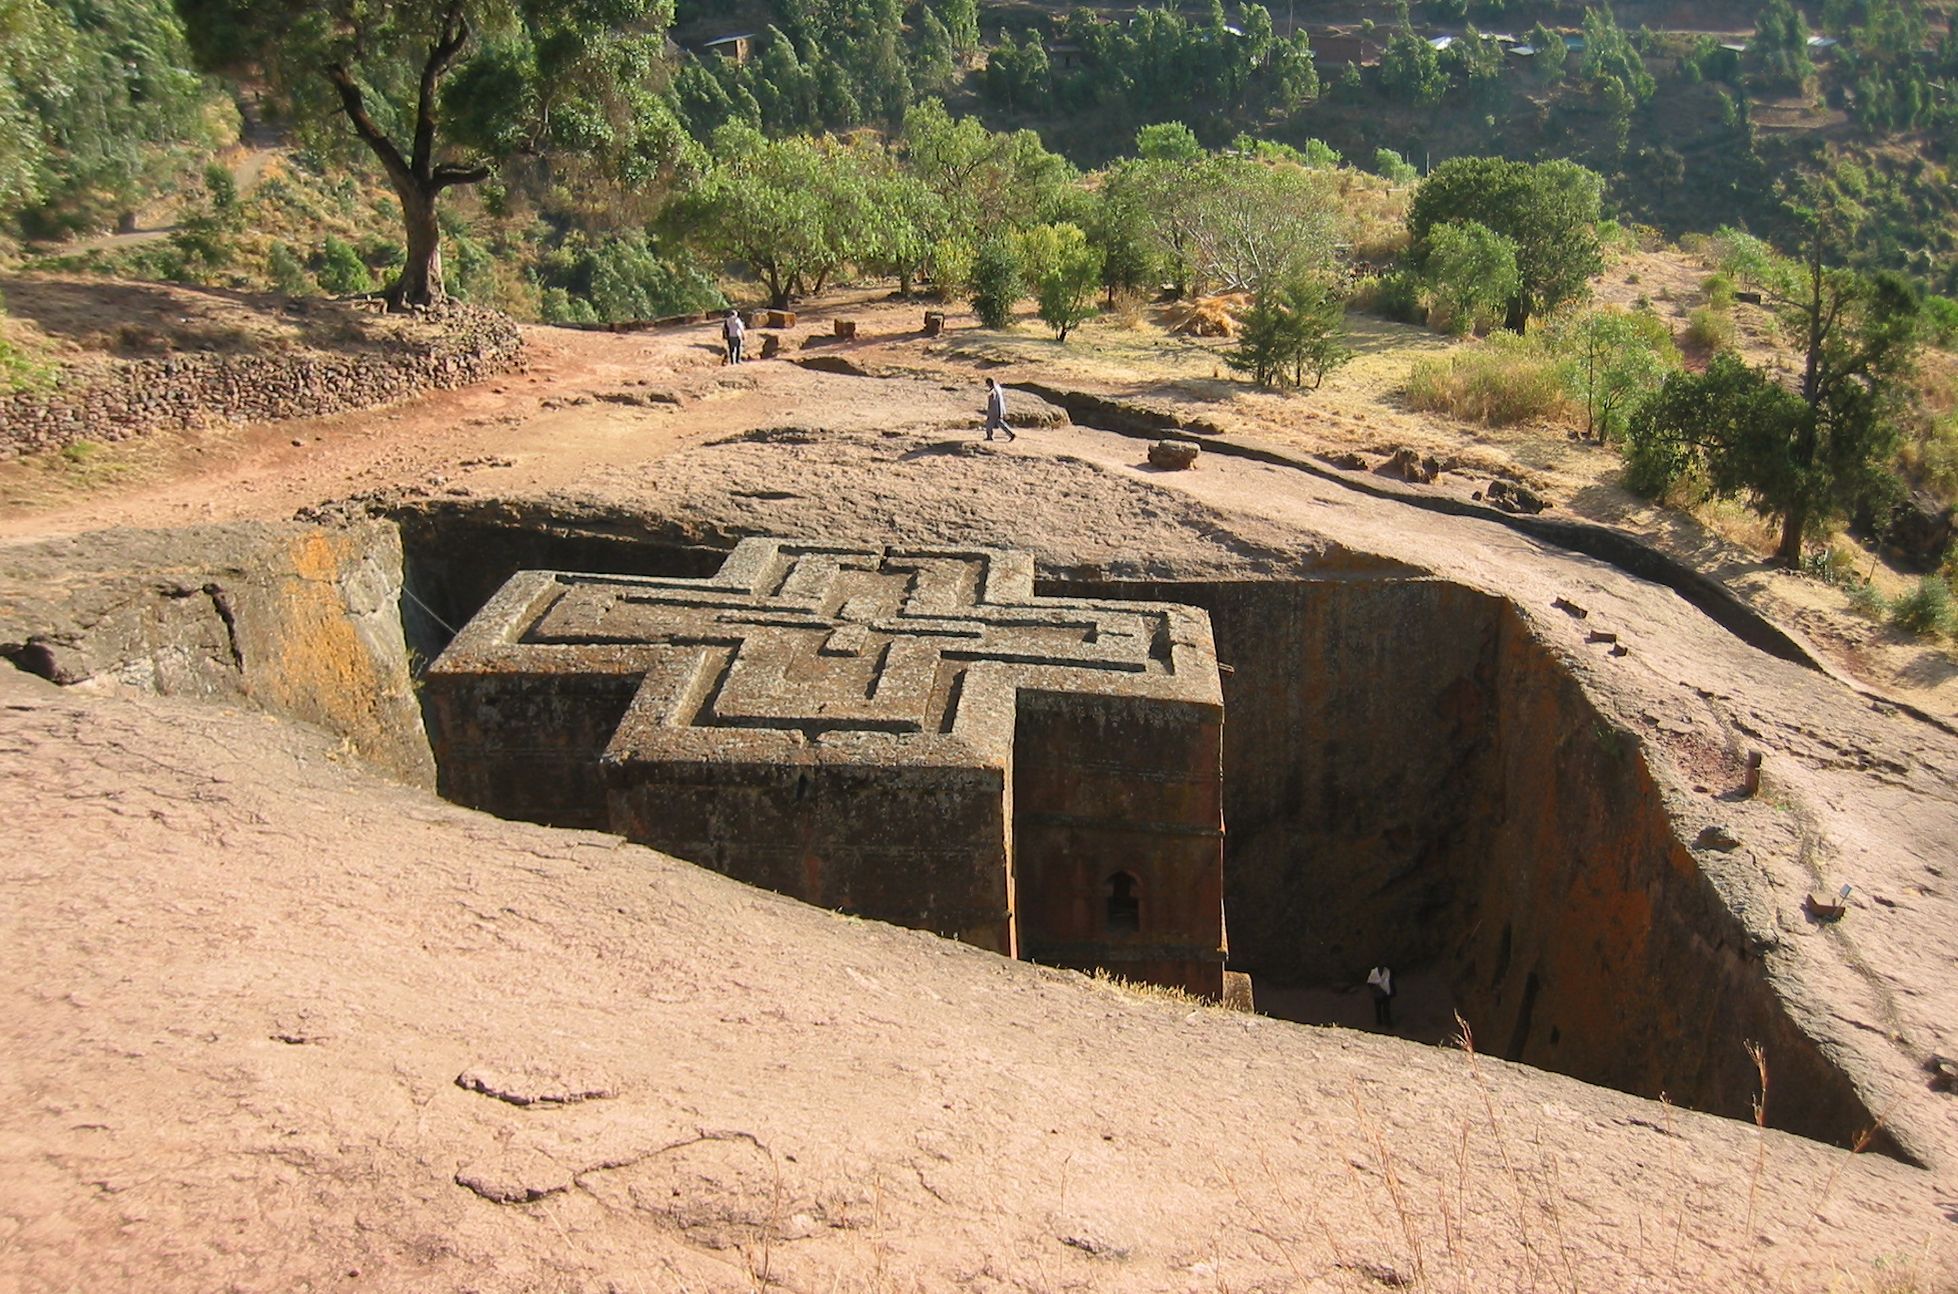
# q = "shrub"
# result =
<box><xmin>1350</xmin><ymin>268</ymin><xmax>1423</xmax><ymax>323</ymax></box>
<box><xmin>1889</xmin><ymin>575</ymin><xmax>1957</xmax><ymax>637</ymax></box>
<box><xmin>970</xmin><ymin>237</ymin><xmax>1023</xmax><ymax>330</ymax></box>
<box><xmin>539</xmin><ymin>287</ymin><xmax>599</xmax><ymax>325</ymax></box>
<box><xmin>1623</xmin><ymin>430</ymin><xmax>1694</xmax><ymax>496</ymax></box>
<box><xmin>1899</xmin><ymin>415</ymin><xmax>1958</xmax><ymax>497</ymax></box>
<box><xmin>1108</xmin><ymin>287</ymin><xmax>1149</xmax><ymax>328</ymax></box>
<box><xmin>1923</xmin><ymin>295</ymin><xmax>1958</xmax><ymax>349</ymax></box>
<box><xmin>1702</xmin><ymin>273</ymin><xmax>1736</xmax><ymax>309</ymax></box>
<box><xmin>315</xmin><ymin>236</ymin><xmax>375</xmax><ymax>295</ymax></box>
<box><xmin>1801</xmin><ymin>543</ymin><xmax>1863</xmax><ymax>588</ymax></box>
<box><xmin>1373</xmin><ymin>147</ymin><xmax>1419</xmax><ymax>184</ymax></box>
<box><xmin>586</xmin><ymin>235</ymin><xmax>722</xmax><ymax>321</ymax></box>
<box><xmin>266</xmin><ymin>243</ymin><xmax>313</xmax><ymax>297</ymax></box>
<box><xmin>1300</xmin><ymin>138</ymin><xmax>1342</xmax><ymax>169</ymax></box>
<box><xmin>1848</xmin><ymin>580</ymin><xmax>1888</xmax><ymax>618</ymax></box>
<box><xmin>1406</xmin><ymin>334</ymin><xmax>1567</xmax><ymax>425</ymax></box>
<box><xmin>930</xmin><ymin>237</ymin><xmax>976</xmax><ymax>300</ymax></box>
<box><xmin>1684</xmin><ymin>306</ymin><xmax>1737</xmax><ymax>352</ymax></box>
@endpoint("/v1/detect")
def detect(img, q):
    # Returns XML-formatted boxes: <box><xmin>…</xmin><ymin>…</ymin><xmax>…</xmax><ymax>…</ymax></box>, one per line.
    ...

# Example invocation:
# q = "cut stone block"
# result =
<box><xmin>424</xmin><ymin>538</ymin><xmax>1229</xmax><ymax>996</ymax></box>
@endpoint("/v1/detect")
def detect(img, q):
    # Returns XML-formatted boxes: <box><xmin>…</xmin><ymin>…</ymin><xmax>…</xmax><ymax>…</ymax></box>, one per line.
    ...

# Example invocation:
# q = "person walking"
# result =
<box><xmin>721</xmin><ymin>308</ymin><xmax>746</xmax><ymax>365</ymax></box>
<box><xmin>1366</xmin><ymin>965</ymin><xmax>1395</xmax><ymax>1029</ymax></box>
<box><xmin>983</xmin><ymin>377</ymin><xmax>1015</xmax><ymax>442</ymax></box>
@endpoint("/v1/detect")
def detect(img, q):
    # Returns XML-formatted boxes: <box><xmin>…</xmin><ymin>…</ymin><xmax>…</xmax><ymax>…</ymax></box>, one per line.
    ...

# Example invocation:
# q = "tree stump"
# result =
<box><xmin>765</xmin><ymin>309</ymin><xmax>796</xmax><ymax>329</ymax></box>
<box><xmin>834</xmin><ymin>319</ymin><xmax>858</xmax><ymax>339</ymax></box>
<box><xmin>923</xmin><ymin>311</ymin><xmax>945</xmax><ymax>337</ymax></box>
<box><xmin>759</xmin><ymin>334</ymin><xmax>782</xmax><ymax>360</ymax></box>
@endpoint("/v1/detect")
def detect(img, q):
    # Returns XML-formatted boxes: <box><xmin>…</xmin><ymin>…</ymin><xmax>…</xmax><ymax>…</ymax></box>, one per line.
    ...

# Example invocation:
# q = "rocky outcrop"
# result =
<box><xmin>0</xmin><ymin>521</ymin><xmax>433</xmax><ymax>785</ymax></box>
<box><xmin>0</xmin><ymin>306</ymin><xmax>524</xmax><ymax>461</ymax></box>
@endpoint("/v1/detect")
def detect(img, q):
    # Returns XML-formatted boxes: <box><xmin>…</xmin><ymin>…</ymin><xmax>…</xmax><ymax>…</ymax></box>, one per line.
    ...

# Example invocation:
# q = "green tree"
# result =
<box><xmin>1579</xmin><ymin>4</ymin><xmax>1655</xmax><ymax>102</ymax></box>
<box><xmin>1526</xmin><ymin>22</ymin><xmax>1566</xmax><ymax>80</ymax></box>
<box><xmin>1225</xmin><ymin>289</ymin><xmax>1291</xmax><ymax>386</ymax></box>
<box><xmin>1139</xmin><ymin>152</ymin><xmax>1342</xmax><ymax>294</ymax></box>
<box><xmin>1281</xmin><ymin>277</ymin><xmax>1353</xmax><ymax>389</ymax></box>
<box><xmin>900</xmin><ymin>99</ymin><xmax>1075</xmax><ymax>243</ymax></box>
<box><xmin>1763</xmin><ymin>214</ymin><xmax>1922</xmax><ymax>562</ymax></box>
<box><xmin>1135</xmin><ymin>120</ymin><xmax>1203</xmax><ymax>163</ymax></box>
<box><xmin>1382</xmin><ymin>24</ymin><xmax>1447</xmax><ymax>105</ymax></box>
<box><xmin>1</xmin><ymin>0</ymin><xmax>226</xmax><ymax>234</ymax></box>
<box><xmin>1752</xmin><ymin>0</ymin><xmax>1816</xmax><ymax>91</ymax></box>
<box><xmin>1085</xmin><ymin>177</ymin><xmax>1164</xmax><ymax>304</ymax></box>
<box><xmin>1445</xmin><ymin>25</ymin><xmax>1507</xmax><ymax>100</ymax></box>
<box><xmin>970</xmin><ymin>235</ymin><xmax>1023</xmax><ymax>328</ymax></box>
<box><xmin>1424</xmin><ymin>219</ymin><xmax>1521</xmax><ymax>334</ymax></box>
<box><xmin>937</xmin><ymin>0</ymin><xmax>980</xmax><ymax>58</ymax></box>
<box><xmin>983</xmin><ymin>29</ymin><xmax>1051</xmax><ymax>110</ymax></box>
<box><xmin>1408</xmin><ymin>156</ymin><xmax>1604</xmax><ymax>330</ymax></box>
<box><xmin>914</xmin><ymin>8</ymin><xmax>958</xmax><ymax>96</ymax></box>
<box><xmin>1626</xmin><ymin>236</ymin><xmax>1920</xmax><ymax>563</ymax></box>
<box><xmin>1269</xmin><ymin>30</ymin><xmax>1320</xmax><ymax>107</ymax></box>
<box><xmin>751</xmin><ymin>27</ymin><xmax>822</xmax><ymax>130</ymax></box>
<box><xmin>0</xmin><ymin>0</ymin><xmax>48</xmax><ymax>214</ymax></box>
<box><xmin>856</xmin><ymin>145</ymin><xmax>944</xmax><ymax>297</ymax></box>
<box><xmin>666</xmin><ymin>124</ymin><xmax>876</xmax><ymax>308</ymax></box>
<box><xmin>1225</xmin><ymin>275</ymin><xmax>1351</xmax><ymax>388</ymax></box>
<box><xmin>178</xmin><ymin>0</ymin><xmax>679</xmax><ymax>306</ymax></box>
<box><xmin>1022</xmin><ymin>221</ymin><xmax>1103</xmax><ymax>340</ymax></box>
<box><xmin>1372</xmin><ymin>148</ymin><xmax>1419</xmax><ymax>184</ymax></box>
<box><xmin>1552</xmin><ymin>306</ymin><xmax>1680</xmax><ymax>441</ymax></box>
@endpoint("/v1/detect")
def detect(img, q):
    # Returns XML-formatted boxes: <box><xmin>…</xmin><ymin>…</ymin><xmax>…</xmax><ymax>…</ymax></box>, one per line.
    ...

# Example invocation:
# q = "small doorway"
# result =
<box><xmin>1104</xmin><ymin>871</ymin><xmax>1140</xmax><ymax>934</ymax></box>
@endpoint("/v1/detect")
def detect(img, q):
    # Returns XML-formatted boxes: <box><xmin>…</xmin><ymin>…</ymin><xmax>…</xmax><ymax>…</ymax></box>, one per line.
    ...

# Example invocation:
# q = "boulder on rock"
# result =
<box><xmin>1487</xmin><ymin>479</ymin><xmax>1549</xmax><ymax>514</ymax></box>
<box><xmin>1379</xmin><ymin>448</ymin><xmax>1440</xmax><ymax>484</ymax></box>
<box><xmin>1149</xmin><ymin>440</ymin><xmax>1200</xmax><ymax>471</ymax></box>
<box><xmin>1872</xmin><ymin>488</ymin><xmax>1954</xmax><ymax>572</ymax></box>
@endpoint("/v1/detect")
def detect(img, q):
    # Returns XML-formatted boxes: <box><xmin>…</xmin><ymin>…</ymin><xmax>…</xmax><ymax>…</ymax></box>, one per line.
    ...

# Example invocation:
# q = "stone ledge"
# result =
<box><xmin>0</xmin><ymin>304</ymin><xmax>525</xmax><ymax>461</ymax></box>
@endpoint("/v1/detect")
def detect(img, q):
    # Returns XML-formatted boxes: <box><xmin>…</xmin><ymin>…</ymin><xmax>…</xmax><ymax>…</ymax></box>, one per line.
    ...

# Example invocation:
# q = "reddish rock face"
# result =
<box><xmin>423</xmin><ymin>538</ymin><xmax>1229</xmax><ymax>997</ymax></box>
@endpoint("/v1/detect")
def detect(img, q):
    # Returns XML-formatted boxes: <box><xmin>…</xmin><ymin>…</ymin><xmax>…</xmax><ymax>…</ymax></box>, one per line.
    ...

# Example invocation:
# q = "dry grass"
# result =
<box><xmin>1405</xmin><ymin>333</ymin><xmax>1570</xmax><ymax>427</ymax></box>
<box><xmin>1086</xmin><ymin>967</ymin><xmax>1212</xmax><ymax>1008</ymax></box>
<box><xmin>1164</xmin><ymin>293</ymin><xmax>1249</xmax><ymax>338</ymax></box>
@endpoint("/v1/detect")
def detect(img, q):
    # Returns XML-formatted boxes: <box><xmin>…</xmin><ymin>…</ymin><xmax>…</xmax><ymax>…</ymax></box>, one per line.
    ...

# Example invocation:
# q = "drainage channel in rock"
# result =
<box><xmin>392</xmin><ymin>507</ymin><xmax>1896</xmax><ymax>1159</ymax></box>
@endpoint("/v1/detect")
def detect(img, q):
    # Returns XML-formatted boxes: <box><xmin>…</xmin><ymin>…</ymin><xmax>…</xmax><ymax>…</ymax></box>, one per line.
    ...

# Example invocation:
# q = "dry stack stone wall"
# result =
<box><xmin>0</xmin><ymin>305</ymin><xmax>524</xmax><ymax>461</ymax></box>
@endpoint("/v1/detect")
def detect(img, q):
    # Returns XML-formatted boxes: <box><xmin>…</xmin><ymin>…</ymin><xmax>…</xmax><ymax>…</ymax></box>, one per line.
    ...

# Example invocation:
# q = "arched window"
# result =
<box><xmin>1105</xmin><ymin>871</ymin><xmax>1140</xmax><ymax>934</ymax></box>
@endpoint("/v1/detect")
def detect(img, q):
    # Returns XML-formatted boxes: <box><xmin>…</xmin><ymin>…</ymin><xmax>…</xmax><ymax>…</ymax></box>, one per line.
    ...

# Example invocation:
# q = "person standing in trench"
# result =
<box><xmin>1367</xmin><ymin>964</ymin><xmax>1395</xmax><ymax>1029</ymax></box>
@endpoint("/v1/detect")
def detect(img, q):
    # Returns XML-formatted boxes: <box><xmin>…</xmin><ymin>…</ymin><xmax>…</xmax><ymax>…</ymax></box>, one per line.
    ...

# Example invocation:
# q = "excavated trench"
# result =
<box><xmin>5</xmin><ymin>505</ymin><xmax>1886</xmax><ymax>1154</ymax></box>
<box><xmin>384</xmin><ymin>506</ymin><xmax>1892</xmax><ymax>1156</ymax></box>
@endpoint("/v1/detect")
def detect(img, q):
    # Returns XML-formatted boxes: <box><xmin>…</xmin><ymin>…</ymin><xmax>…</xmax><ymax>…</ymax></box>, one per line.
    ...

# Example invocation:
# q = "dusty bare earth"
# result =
<box><xmin>3</xmin><ymin>286</ymin><xmax>1957</xmax><ymax>1292</ymax></box>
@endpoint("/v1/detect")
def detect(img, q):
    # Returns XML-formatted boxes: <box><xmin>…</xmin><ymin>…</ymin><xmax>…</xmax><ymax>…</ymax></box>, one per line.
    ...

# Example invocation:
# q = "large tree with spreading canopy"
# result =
<box><xmin>177</xmin><ymin>0</ymin><xmax>680</xmax><ymax>306</ymax></box>
<box><xmin>1407</xmin><ymin>156</ymin><xmax>1604</xmax><ymax>331</ymax></box>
